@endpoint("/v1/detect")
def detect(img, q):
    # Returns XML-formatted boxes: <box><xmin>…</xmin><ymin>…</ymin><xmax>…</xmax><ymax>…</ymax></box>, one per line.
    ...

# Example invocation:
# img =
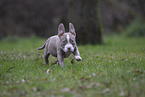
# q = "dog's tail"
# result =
<box><xmin>37</xmin><ymin>38</ymin><xmax>50</xmax><ymax>50</ymax></box>
<box><xmin>37</xmin><ymin>42</ymin><xmax>46</xmax><ymax>50</ymax></box>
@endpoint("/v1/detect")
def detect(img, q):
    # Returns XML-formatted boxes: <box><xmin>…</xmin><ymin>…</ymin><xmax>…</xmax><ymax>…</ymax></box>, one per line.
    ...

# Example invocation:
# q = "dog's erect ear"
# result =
<box><xmin>58</xmin><ymin>23</ymin><xmax>65</xmax><ymax>37</ymax></box>
<box><xmin>69</xmin><ymin>23</ymin><xmax>76</xmax><ymax>36</ymax></box>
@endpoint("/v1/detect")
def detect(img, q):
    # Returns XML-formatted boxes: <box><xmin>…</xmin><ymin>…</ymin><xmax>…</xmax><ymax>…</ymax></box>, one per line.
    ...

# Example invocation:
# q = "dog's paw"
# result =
<box><xmin>75</xmin><ymin>56</ymin><xmax>82</xmax><ymax>61</ymax></box>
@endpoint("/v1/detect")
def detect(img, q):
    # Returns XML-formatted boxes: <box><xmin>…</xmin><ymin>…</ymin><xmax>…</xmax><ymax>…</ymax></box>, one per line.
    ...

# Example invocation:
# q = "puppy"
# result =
<box><xmin>37</xmin><ymin>23</ymin><xmax>82</xmax><ymax>66</ymax></box>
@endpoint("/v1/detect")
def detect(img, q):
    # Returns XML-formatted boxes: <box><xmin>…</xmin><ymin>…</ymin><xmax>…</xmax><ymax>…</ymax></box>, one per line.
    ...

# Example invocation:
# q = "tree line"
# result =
<box><xmin>0</xmin><ymin>0</ymin><xmax>144</xmax><ymax>44</ymax></box>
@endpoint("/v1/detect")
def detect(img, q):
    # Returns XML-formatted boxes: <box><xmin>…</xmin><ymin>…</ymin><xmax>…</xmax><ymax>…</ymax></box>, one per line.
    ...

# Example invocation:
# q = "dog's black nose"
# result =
<box><xmin>68</xmin><ymin>47</ymin><xmax>71</xmax><ymax>50</ymax></box>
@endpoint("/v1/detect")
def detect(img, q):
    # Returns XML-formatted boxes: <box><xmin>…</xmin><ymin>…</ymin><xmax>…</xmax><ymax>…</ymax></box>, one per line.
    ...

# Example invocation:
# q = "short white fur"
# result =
<box><xmin>64</xmin><ymin>35</ymin><xmax>74</xmax><ymax>52</ymax></box>
<box><xmin>67</xmin><ymin>35</ymin><xmax>70</xmax><ymax>43</ymax></box>
<box><xmin>75</xmin><ymin>56</ymin><xmax>82</xmax><ymax>61</ymax></box>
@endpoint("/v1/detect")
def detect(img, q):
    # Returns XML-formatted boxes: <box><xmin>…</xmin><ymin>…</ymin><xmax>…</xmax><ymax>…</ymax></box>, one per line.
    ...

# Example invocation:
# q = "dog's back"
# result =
<box><xmin>46</xmin><ymin>35</ymin><xmax>59</xmax><ymax>57</ymax></box>
<box><xmin>38</xmin><ymin>35</ymin><xmax>59</xmax><ymax>57</ymax></box>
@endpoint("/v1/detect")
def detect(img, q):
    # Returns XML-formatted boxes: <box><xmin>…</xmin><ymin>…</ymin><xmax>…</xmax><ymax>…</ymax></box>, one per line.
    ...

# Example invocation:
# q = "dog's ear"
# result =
<box><xmin>69</xmin><ymin>23</ymin><xmax>76</xmax><ymax>36</ymax></box>
<box><xmin>58</xmin><ymin>23</ymin><xmax>65</xmax><ymax>37</ymax></box>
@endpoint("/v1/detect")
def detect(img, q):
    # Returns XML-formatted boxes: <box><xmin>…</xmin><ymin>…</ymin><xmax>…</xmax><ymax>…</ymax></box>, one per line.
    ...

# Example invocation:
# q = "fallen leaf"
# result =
<box><xmin>134</xmin><ymin>69</ymin><xmax>143</xmax><ymax>74</ymax></box>
<box><xmin>119</xmin><ymin>90</ymin><xmax>125</xmax><ymax>96</ymax></box>
<box><xmin>17</xmin><ymin>81</ymin><xmax>20</xmax><ymax>84</ymax></box>
<box><xmin>92</xmin><ymin>73</ymin><xmax>96</xmax><ymax>77</ymax></box>
<box><xmin>47</xmin><ymin>69</ymin><xmax>50</xmax><ymax>74</ymax></box>
<box><xmin>136</xmin><ymin>83</ymin><xmax>139</xmax><ymax>89</ymax></box>
<box><xmin>21</xmin><ymin>79</ymin><xmax>25</xmax><ymax>83</ymax></box>
<box><xmin>80</xmin><ymin>77</ymin><xmax>85</xmax><ymax>82</ymax></box>
<box><xmin>61</xmin><ymin>88</ymin><xmax>70</xmax><ymax>92</ymax></box>
<box><xmin>102</xmin><ymin>88</ymin><xmax>110</xmax><ymax>94</ymax></box>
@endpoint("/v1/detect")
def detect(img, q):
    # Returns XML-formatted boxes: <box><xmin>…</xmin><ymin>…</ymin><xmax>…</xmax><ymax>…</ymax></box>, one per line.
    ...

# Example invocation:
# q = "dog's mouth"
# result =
<box><xmin>63</xmin><ymin>49</ymin><xmax>72</xmax><ymax>53</ymax></box>
<box><xmin>67</xmin><ymin>50</ymin><xmax>72</xmax><ymax>52</ymax></box>
<box><xmin>66</xmin><ymin>49</ymin><xmax>74</xmax><ymax>53</ymax></box>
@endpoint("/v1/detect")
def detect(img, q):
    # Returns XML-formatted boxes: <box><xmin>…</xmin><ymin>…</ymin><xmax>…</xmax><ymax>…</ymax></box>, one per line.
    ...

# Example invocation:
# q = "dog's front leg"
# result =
<box><xmin>57</xmin><ymin>49</ymin><xmax>65</xmax><ymax>66</ymax></box>
<box><xmin>73</xmin><ymin>46</ymin><xmax>82</xmax><ymax>61</ymax></box>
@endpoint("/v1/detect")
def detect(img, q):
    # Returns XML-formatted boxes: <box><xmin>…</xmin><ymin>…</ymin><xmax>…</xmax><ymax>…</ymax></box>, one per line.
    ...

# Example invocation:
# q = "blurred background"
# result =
<box><xmin>0</xmin><ymin>0</ymin><xmax>145</xmax><ymax>44</ymax></box>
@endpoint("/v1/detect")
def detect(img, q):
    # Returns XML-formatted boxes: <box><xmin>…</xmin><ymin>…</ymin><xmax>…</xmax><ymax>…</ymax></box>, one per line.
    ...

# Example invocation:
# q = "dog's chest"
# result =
<box><xmin>63</xmin><ymin>52</ymin><xmax>72</xmax><ymax>58</ymax></box>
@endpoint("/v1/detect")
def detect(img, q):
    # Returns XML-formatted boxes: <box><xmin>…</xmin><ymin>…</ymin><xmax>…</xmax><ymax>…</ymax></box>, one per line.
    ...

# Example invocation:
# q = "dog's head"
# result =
<box><xmin>58</xmin><ymin>23</ymin><xmax>76</xmax><ymax>53</ymax></box>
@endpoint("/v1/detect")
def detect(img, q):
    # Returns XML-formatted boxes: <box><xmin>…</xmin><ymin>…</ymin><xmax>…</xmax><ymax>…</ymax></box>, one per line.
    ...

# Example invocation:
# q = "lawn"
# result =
<box><xmin>0</xmin><ymin>36</ymin><xmax>145</xmax><ymax>97</ymax></box>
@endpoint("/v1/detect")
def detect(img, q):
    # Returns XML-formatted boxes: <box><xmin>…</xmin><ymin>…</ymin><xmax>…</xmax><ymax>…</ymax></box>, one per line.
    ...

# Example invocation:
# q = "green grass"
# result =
<box><xmin>0</xmin><ymin>36</ymin><xmax>145</xmax><ymax>97</ymax></box>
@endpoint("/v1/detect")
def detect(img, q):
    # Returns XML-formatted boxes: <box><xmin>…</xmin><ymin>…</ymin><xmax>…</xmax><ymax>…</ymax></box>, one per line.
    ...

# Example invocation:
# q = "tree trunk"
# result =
<box><xmin>67</xmin><ymin>0</ymin><xmax>103</xmax><ymax>44</ymax></box>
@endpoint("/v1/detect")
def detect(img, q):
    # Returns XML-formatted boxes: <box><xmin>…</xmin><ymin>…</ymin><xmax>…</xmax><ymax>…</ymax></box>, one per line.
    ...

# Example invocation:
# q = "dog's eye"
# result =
<box><xmin>71</xmin><ymin>40</ymin><xmax>75</xmax><ymax>43</ymax></box>
<box><xmin>62</xmin><ymin>40</ymin><xmax>66</xmax><ymax>44</ymax></box>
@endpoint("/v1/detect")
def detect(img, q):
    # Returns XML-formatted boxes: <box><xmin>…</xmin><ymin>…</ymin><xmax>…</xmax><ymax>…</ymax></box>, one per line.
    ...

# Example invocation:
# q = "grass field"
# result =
<box><xmin>0</xmin><ymin>36</ymin><xmax>145</xmax><ymax>97</ymax></box>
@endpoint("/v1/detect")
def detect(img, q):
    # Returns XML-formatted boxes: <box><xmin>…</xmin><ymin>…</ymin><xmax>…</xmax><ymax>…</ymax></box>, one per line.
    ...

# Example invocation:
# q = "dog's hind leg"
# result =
<box><xmin>44</xmin><ymin>53</ymin><xmax>50</xmax><ymax>64</ymax></box>
<box><xmin>44</xmin><ymin>43</ymin><xmax>50</xmax><ymax>64</ymax></box>
<box><xmin>44</xmin><ymin>51</ymin><xmax>50</xmax><ymax>64</ymax></box>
